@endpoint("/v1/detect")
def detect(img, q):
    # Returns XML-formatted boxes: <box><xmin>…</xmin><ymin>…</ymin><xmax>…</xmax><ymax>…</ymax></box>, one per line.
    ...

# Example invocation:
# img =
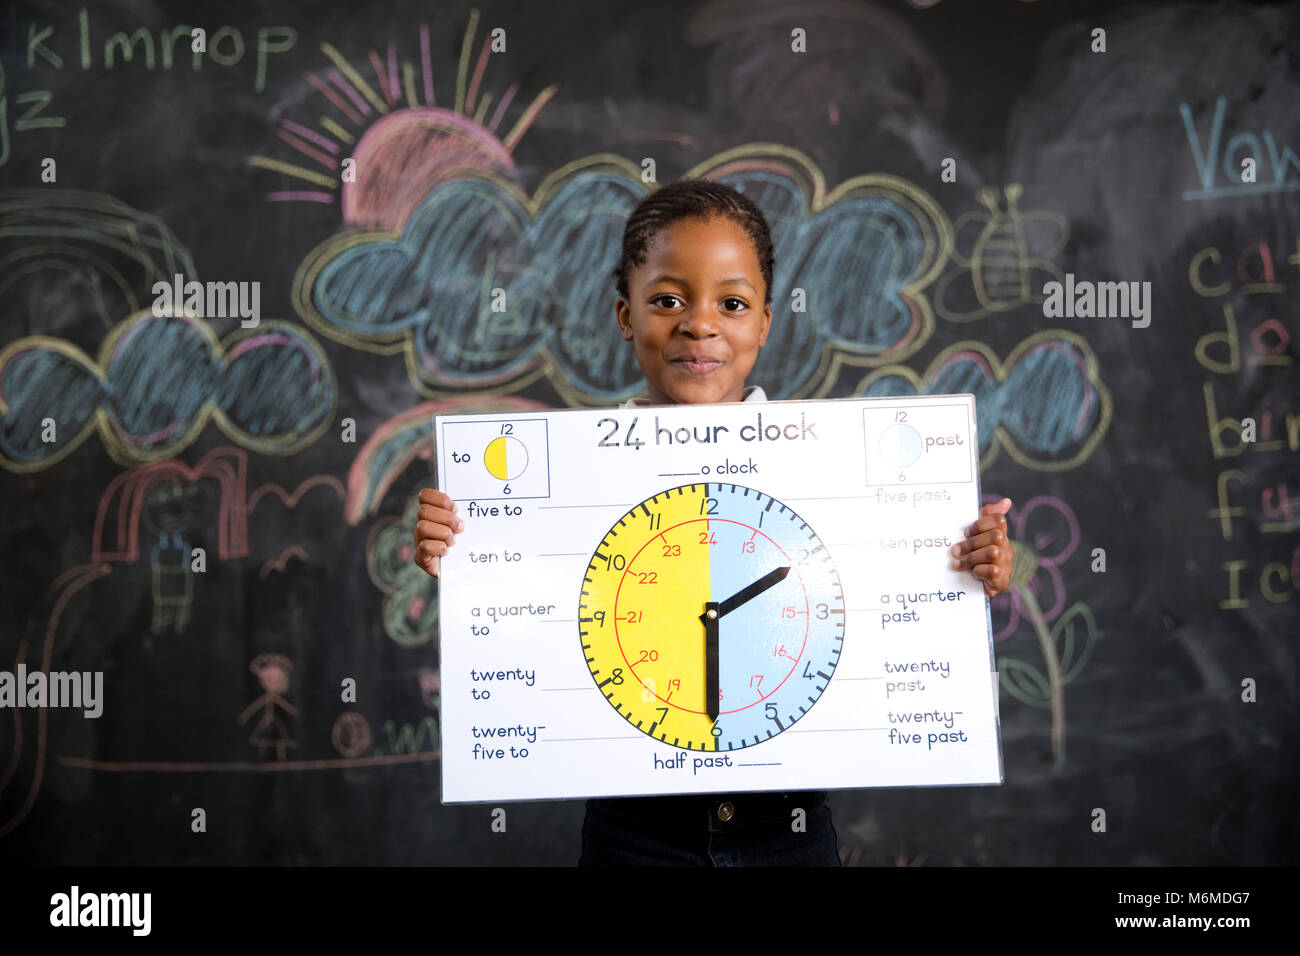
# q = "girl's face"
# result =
<box><xmin>617</xmin><ymin>216</ymin><xmax>771</xmax><ymax>406</ymax></box>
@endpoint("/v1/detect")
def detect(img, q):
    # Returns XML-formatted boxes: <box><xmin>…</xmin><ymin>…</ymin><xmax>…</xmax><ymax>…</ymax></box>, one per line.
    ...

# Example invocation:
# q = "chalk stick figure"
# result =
<box><xmin>143</xmin><ymin>479</ymin><xmax>203</xmax><ymax>634</ymax></box>
<box><xmin>239</xmin><ymin>654</ymin><xmax>299</xmax><ymax>760</ymax></box>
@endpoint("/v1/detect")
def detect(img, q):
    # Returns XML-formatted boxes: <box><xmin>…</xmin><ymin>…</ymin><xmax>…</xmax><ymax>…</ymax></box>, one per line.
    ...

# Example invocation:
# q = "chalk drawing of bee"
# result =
<box><xmin>936</xmin><ymin>184</ymin><xmax>1068</xmax><ymax>322</ymax></box>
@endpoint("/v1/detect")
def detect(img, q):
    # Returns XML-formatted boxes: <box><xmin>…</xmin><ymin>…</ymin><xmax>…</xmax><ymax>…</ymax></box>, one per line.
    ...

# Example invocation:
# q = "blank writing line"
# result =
<box><xmin>538</xmin><ymin>552</ymin><xmax>586</xmax><ymax>557</ymax></box>
<box><xmin>784</xmin><ymin>727</ymin><xmax>890</xmax><ymax>733</ymax></box>
<box><xmin>538</xmin><ymin>503</ymin><xmax>629</xmax><ymax>510</ymax></box>
<box><xmin>784</xmin><ymin>495</ymin><xmax>870</xmax><ymax>502</ymax></box>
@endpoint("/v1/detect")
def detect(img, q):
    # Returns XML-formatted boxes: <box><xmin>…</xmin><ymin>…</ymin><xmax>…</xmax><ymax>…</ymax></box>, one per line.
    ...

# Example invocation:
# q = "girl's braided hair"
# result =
<box><xmin>610</xmin><ymin>178</ymin><xmax>775</xmax><ymax>307</ymax></box>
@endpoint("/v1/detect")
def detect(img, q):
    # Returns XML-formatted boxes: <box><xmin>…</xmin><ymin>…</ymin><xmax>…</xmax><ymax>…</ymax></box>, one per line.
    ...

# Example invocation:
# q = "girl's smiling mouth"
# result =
<box><xmin>672</xmin><ymin>357</ymin><xmax>725</xmax><ymax>374</ymax></box>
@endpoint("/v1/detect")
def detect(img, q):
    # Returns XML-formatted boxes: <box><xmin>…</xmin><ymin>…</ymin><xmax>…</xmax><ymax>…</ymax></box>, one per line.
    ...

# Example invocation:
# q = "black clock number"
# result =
<box><xmin>596</xmin><ymin>416</ymin><xmax>644</xmax><ymax>449</ymax></box>
<box><xmin>765</xmin><ymin>703</ymin><xmax>780</xmax><ymax>722</ymax></box>
<box><xmin>816</xmin><ymin>602</ymin><xmax>829</xmax><ymax>620</ymax></box>
<box><xmin>699</xmin><ymin>497</ymin><xmax>719</xmax><ymax>515</ymax></box>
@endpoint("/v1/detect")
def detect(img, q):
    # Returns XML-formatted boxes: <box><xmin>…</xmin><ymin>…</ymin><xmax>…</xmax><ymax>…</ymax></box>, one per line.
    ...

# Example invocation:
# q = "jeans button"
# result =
<box><xmin>716</xmin><ymin>800</ymin><xmax>735</xmax><ymax>822</ymax></box>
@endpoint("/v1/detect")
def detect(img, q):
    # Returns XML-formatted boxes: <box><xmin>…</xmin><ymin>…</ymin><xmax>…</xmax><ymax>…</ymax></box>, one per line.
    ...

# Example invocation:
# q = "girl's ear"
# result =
<box><xmin>757</xmin><ymin>304</ymin><xmax>772</xmax><ymax>347</ymax></box>
<box><xmin>616</xmin><ymin>299</ymin><xmax>635</xmax><ymax>341</ymax></box>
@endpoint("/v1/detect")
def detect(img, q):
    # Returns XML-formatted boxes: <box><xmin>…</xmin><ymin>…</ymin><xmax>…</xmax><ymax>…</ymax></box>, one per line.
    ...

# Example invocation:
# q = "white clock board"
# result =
<box><xmin>435</xmin><ymin>394</ymin><xmax>1004</xmax><ymax>803</ymax></box>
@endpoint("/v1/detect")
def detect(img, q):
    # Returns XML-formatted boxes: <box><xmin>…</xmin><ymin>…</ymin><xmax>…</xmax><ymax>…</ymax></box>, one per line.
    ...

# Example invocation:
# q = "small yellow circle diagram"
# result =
<box><xmin>483</xmin><ymin>435</ymin><xmax>528</xmax><ymax>481</ymax></box>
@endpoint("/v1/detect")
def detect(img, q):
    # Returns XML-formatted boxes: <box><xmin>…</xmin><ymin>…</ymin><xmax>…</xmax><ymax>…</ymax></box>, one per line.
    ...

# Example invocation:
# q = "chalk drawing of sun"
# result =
<box><xmin>246</xmin><ymin>9</ymin><xmax>557</xmax><ymax>233</ymax></box>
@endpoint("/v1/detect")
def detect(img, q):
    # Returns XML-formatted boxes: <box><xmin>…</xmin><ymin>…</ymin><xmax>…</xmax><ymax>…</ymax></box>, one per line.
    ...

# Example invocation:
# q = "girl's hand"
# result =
<box><xmin>950</xmin><ymin>498</ymin><xmax>1014</xmax><ymax>598</ymax></box>
<box><xmin>414</xmin><ymin>488</ymin><xmax>464</xmax><ymax>578</ymax></box>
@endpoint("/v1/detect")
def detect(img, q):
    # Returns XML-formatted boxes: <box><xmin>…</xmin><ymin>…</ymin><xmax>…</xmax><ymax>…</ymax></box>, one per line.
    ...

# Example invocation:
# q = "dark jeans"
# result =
<box><xmin>579</xmin><ymin>790</ymin><xmax>839</xmax><ymax>866</ymax></box>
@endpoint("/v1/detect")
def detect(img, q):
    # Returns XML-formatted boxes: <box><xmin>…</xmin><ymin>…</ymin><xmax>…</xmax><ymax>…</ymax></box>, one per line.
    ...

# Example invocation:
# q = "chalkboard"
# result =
<box><xmin>1</xmin><ymin>0</ymin><xmax>1296</xmax><ymax>866</ymax></box>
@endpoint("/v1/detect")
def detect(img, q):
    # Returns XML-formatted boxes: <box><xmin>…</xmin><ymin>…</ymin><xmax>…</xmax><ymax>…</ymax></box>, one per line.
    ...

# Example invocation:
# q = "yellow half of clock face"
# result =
<box><xmin>579</xmin><ymin>482</ymin><xmax>845</xmax><ymax>753</ymax></box>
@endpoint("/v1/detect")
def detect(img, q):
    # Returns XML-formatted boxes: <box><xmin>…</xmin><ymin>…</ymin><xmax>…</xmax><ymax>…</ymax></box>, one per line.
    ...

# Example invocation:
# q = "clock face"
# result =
<box><xmin>579</xmin><ymin>482</ymin><xmax>845</xmax><ymax>752</ymax></box>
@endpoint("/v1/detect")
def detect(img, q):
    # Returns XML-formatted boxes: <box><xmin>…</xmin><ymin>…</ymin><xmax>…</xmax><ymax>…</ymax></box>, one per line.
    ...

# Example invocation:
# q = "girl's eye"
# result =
<box><xmin>653</xmin><ymin>294</ymin><xmax>747</xmax><ymax>310</ymax></box>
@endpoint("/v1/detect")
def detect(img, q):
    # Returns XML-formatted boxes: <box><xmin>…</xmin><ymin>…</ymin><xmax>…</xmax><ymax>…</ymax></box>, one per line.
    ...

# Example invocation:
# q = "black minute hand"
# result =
<box><xmin>700</xmin><ymin>566</ymin><xmax>791</xmax><ymax>625</ymax></box>
<box><xmin>704</xmin><ymin>602</ymin><xmax>719</xmax><ymax>722</ymax></box>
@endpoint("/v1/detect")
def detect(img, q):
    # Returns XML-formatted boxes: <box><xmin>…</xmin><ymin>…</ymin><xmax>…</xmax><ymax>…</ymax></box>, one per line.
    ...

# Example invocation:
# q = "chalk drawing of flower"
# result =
<box><xmin>366</xmin><ymin>489</ymin><xmax>439</xmax><ymax>647</ymax></box>
<box><xmin>983</xmin><ymin>494</ymin><xmax>1097</xmax><ymax>767</ymax></box>
<box><xmin>985</xmin><ymin>493</ymin><xmax>1079</xmax><ymax>641</ymax></box>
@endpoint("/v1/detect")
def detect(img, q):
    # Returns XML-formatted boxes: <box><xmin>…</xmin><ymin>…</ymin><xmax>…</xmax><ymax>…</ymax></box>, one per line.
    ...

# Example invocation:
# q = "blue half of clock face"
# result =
<box><xmin>581</xmin><ymin>482</ymin><xmax>846</xmax><ymax>752</ymax></box>
<box><xmin>703</xmin><ymin>485</ymin><xmax>845</xmax><ymax>748</ymax></box>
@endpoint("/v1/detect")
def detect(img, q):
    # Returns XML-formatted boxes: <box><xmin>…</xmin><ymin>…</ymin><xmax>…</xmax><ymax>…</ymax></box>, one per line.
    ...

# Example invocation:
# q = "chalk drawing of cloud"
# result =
<box><xmin>293</xmin><ymin>147</ymin><xmax>951</xmax><ymax>402</ymax></box>
<box><xmin>856</xmin><ymin>330</ymin><xmax>1111</xmax><ymax>471</ymax></box>
<box><xmin>0</xmin><ymin>313</ymin><xmax>336</xmax><ymax>472</ymax></box>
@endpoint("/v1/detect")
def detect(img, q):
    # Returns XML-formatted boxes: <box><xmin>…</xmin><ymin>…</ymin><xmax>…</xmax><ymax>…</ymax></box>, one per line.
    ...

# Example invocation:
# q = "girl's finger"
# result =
<box><xmin>973</xmin><ymin>560</ymin><xmax>1009</xmax><ymax>596</ymax></box>
<box><xmin>417</xmin><ymin>488</ymin><xmax>460</xmax><ymax>517</ymax></box>
<box><xmin>950</xmin><ymin>543</ymin><xmax>1005</xmax><ymax>572</ymax></box>
<box><xmin>964</xmin><ymin>512</ymin><xmax>1008</xmax><ymax>538</ymax></box>
<box><xmin>967</xmin><ymin>530</ymin><xmax>1009</xmax><ymax>557</ymax></box>
<box><xmin>951</xmin><ymin>527</ymin><xmax>1008</xmax><ymax>561</ymax></box>
<box><xmin>415</xmin><ymin>519</ymin><xmax>456</xmax><ymax>546</ymax></box>
<box><xmin>415</xmin><ymin>540</ymin><xmax>445</xmax><ymax>578</ymax></box>
<box><xmin>418</xmin><ymin>504</ymin><xmax>465</xmax><ymax>532</ymax></box>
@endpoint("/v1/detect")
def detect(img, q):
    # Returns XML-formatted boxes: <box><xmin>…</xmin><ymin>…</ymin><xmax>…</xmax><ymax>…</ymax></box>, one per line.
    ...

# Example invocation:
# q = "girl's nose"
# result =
<box><xmin>676</xmin><ymin>307</ymin><xmax>719</xmax><ymax>337</ymax></box>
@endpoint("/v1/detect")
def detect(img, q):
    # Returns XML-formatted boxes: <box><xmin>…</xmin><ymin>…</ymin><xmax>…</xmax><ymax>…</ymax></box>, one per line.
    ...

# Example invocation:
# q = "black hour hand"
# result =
<box><xmin>701</xmin><ymin>566</ymin><xmax>791</xmax><ymax>624</ymax></box>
